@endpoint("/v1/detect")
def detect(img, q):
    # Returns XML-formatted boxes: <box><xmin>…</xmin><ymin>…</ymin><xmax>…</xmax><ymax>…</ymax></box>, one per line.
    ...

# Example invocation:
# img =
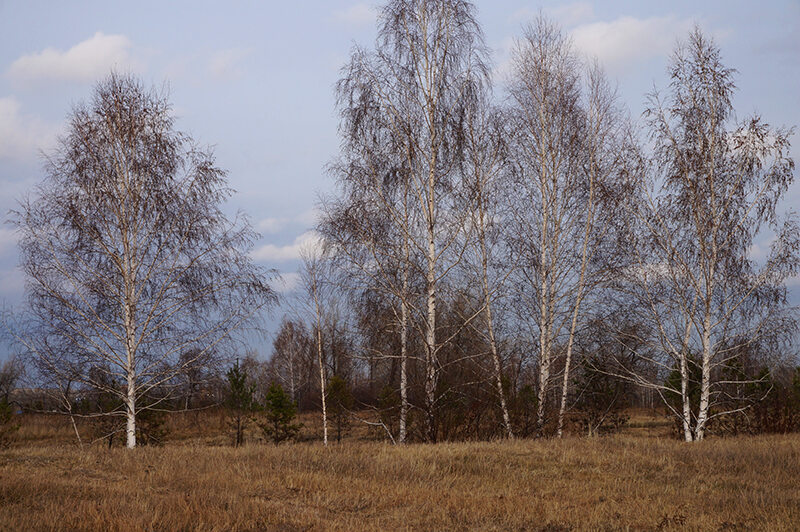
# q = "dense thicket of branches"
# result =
<box><xmin>308</xmin><ymin>1</ymin><xmax>799</xmax><ymax>443</ymax></box>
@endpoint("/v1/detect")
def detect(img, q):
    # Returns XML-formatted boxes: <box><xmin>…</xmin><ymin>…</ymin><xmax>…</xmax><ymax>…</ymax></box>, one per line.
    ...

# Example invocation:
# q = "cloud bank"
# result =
<box><xmin>570</xmin><ymin>16</ymin><xmax>694</xmax><ymax>73</ymax></box>
<box><xmin>334</xmin><ymin>3</ymin><xmax>377</xmax><ymax>27</ymax></box>
<box><xmin>7</xmin><ymin>32</ymin><xmax>139</xmax><ymax>83</ymax></box>
<box><xmin>0</xmin><ymin>97</ymin><xmax>59</xmax><ymax>161</ymax></box>
<box><xmin>252</xmin><ymin>231</ymin><xmax>322</xmax><ymax>263</ymax></box>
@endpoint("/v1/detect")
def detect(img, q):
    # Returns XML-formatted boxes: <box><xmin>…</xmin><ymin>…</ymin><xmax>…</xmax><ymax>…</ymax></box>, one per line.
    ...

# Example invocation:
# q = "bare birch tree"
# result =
<box><xmin>458</xmin><ymin>94</ymin><xmax>515</xmax><ymax>438</ymax></box>
<box><xmin>322</xmin><ymin>100</ymin><xmax>417</xmax><ymax>442</ymax></box>
<box><xmin>270</xmin><ymin>317</ymin><xmax>312</xmax><ymax>404</ymax></box>
<box><xmin>619</xmin><ymin>28</ymin><xmax>799</xmax><ymax>441</ymax></box>
<box><xmin>11</xmin><ymin>73</ymin><xmax>277</xmax><ymax>448</ymax></box>
<box><xmin>299</xmin><ymin>247</ymin><xmax>330</xmax><ymax>445</ymax></box>
<box><xmin>328</xmin><ymin>0</ymin><xmax>489</xmax><ymax>442</ymax></box>
<box><xmin>552</xmin><ymin>63</ymin><xmax>634</xmax><ymax>438</ymax></box>
<box><xmin>506</xmin><ymin>17</ymin><xmax>632</xmax><ymax>436</ymax></box>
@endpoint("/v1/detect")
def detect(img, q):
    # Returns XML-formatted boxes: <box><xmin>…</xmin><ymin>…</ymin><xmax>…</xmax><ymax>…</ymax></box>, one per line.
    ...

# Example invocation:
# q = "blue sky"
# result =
<box><xmin>1</xmin><ymin>1</ymin><xmax>798</xmax><ymax>358</ymax></box>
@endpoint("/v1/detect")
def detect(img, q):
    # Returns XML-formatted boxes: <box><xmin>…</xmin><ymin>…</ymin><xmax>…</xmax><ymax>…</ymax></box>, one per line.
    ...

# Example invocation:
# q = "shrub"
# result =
<box><xmin>0</xmin><ymin>398</ymin><xmax>20</xmax><ymax>448</ymax></box>
<box><xmin>226</xmin><ymin>360</ymin><xmax>256</xmax><ymax>447</ymax></box>
<box><xmin>258</xmin><ymin>383</ymin><xmax>300</xmax><ymax>444</ymax></box>
<box><xmin>327</xmin><ymin>376</ymin><xmax>354</xmax><ymax>443</ymax></box>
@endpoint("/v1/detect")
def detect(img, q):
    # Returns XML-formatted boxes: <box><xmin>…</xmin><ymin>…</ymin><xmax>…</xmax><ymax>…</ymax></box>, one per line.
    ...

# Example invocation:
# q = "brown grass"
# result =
<box><xmin>13</xmin><ymin>408</ymin><xmax>384</xmax><ymax>448</ymax></box>
<box><xmin>1</xmin><ymin>429</ymin><xmax>799</xmax><ymax>531</ymax></box>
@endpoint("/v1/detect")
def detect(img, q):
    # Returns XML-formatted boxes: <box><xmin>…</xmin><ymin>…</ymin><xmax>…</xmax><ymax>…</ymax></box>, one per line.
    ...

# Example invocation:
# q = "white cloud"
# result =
<box><xmin>276</xmin><ymin>272</ymin><xmax>301</xmax><ymax>293</ymax></box>
<box><xmin>512</xmin><ymin>3</ymin><xmax>594</xmax><ymax>27</ymax></box>
<box><xmin>251</xmin><ymin>231</ymin><xmax>322</xmax><ymax>263</ymax></box>
<box><xmin>256</xmin><ymin>209</ymin><xmax>318</xmax><ymax>235</ymax></box>
<box><xmin>0</xmin><ymin>267</ymin><xmax>24</xmax><ymax>301</ymax></box>
<box><xmin>257</xmin><ymin>217</ymin><xmax>289</xmax><ymax>235</ymax></box>
<box><xmin>569</xmin><ymin>16</ymin><xmax>693</xmax><ymax>73</ymax></box>
<box><xmin>334</xmin><ymin>3</ymin><xmax>377</xmax><ymax>27</ymax></box>
<box><xmin>7</xmin><ymin>32</ymin><xmax>139</xmax><ymax>83</ymax></box>
<box><xmin>207</xmin><ymin>48</ymin><xmax>252</xmax><ymax>80</ymax></box>
<box><xmin>0</xmin><ymin>229</ymin><xmax>19</xmax><ymax>258</ymax></box>
<box><xmin>0</xmin><ymin>97</ymin><xmax>60</xmax><ymax>161</ymax></box>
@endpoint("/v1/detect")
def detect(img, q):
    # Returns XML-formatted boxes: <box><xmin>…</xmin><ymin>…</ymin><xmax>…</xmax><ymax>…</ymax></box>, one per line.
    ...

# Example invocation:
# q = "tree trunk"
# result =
<box><xmin>126</xmin><ymin>379</ymin><xmax>136</xmax><ymax>449</ymax></box>
<box><xmin>557</xmin><ymin>169</ymin><xmax>595</xmax><ymax>438</ymax></box>
<box><xmin>556</xmin><ymin>311</ymin><xmax>578</xmax><ymax>439</ymax></box>
<box><xmin>424</xmin><ymin>240</ymin><xmax>437</xmax><ymax>442</ymax></box>
<box><xmin>317</xmin><ymin>324</ymin><xmax>328</xmax><ymax>446</ymax></box>
<box><xmin>487</xmin><ymin>302</ymin><xmax>513</xmax><ymax>439</ymax></box>
<box><xmin>125</xmin><ymin>314</ymin><xmax>136</xmax><ymax>448</ymax></box>
<box><xmin>289</xmin><ymin>347</ymin><xmax>296</xmax><ymax>403</ymax></box>
<box><xmin>695</xmin><ymin>314</ymin><xmax>713</xmax><ymax>441</ymax></box>
<box><xmin>424</xmin><ymin>155</ymin><xmax>438</xmax><ymax>442</ymax></box>
<box><xmin>680</xmin><ymin>351</ymin><xmax>693</xmax><ymax>442</ymax></box>
<box><xmin>399</xmin><ymin>289</ymin><xmax>409</xmax><ymax>444</ymax></box>
<box><xmin>536</xmin><ymin>268</ymin><xmax>552</xmax><ymax>436</ymax></box>
<box><xmin>536</xmin><ymin>168</ymin><xmax>552</xmax><ymax>436</ymax></box>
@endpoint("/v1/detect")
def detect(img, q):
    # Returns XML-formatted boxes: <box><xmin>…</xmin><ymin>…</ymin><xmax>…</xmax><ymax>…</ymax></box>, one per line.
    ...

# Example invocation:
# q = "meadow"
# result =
<box><xmin>1</xmin><ymin>410</ymin><xmax>799</xmax><ymax>531</ymax></box>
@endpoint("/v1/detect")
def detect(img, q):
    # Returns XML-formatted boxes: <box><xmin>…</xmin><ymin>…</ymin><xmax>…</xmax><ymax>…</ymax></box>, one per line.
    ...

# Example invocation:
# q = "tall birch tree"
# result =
<box><xmin>299</xmin><ymin>247</ymin><xmax>331</xmax><ymax>446</ymax></box>
<box><xmin>459</xmin><ymin>95</ymin><xmax>515</xmax><ymax>438</ymax></box>
<box><xmin>327</xmin><ymin>0</ymin><xmax>489</xmax><ymax>441</ymax></box>
<box><xmin>621</xmin><ymin>28</ymin><xmax>798</xmax><ymax>441</ymax></box>
<box><xmin>11</xmin><ymin>73</ymin><xmax>276</xmax><ymax>448</ymax></box>
<box><xmin>506</xmin><ymin>18</ymin><xmax>632</xmax><ymax>435</ymax></box>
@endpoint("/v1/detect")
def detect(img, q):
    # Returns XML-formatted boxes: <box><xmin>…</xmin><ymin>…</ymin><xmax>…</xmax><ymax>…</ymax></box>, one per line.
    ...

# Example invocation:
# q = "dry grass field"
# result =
<box><xmin>1</xmin><ymin>409</ymin><xmax>799</xmax><ymax>531</ymax></box>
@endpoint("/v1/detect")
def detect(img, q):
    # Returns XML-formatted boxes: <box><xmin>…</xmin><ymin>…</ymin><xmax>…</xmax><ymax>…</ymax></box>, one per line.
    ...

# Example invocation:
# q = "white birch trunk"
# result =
<box><xmin>126</xmin><ymin>371</ymin><xmax>136</xmax><ymax>448</ymax></box>
<box><xmin>486</xmin><ymin>300</ymin><xmax>513</xmax><ymax>439</ymax></box>
<box><xmin>315</xmin><ymin>303</ymin><xmax>328</xmax><ymax>446</ymax></box>
<box><xmin>556</xmin><ymin>180</ymin><xmax>594</xmax><ymax>438</ymax></box>
<box><xmin>556</xmin><ymin>301</ymin><xmax>581</xmax><ymax>439</ymax></box>
<box><xmin>123</xmin><ymin>296</ymin><xmax>137</xmax><ymax>449</ymax></box>
<box><xmin>288</xmin><ymin>348</ymin><xmax>296</xmax><ymax>403</ymax></box>
<box><xmin>399</xmin><ymin>273</ymin><xmax>409</xmax><ymax>444</ymax></box>
<box><xmin>424</xmin><ymin>228</ymin><xmax>437</xmax><ymax>442</ymax></box>
<box><xmin>476</xmin><ymin>198</ymin><xmax>513</xmax><ymax>439</ymax></box>
<box><xmin>679</xmin><ymin>351</ymin><xmax>693</xmax><ymax>442</ymax></box>
<box><xmin>694</xmin><ymin>314</ymin><xmax>713</xmax><ymax>441</ymax></box>
<box><xmin>398</xmin><ymin>186</ymin><xmax>411</xmax><ymax>444</ymax></box>
<box><xmin>536</xmin><ymin>296</ymin><xmax>551</xmax><ymax>435</ymax></box>
<box><xmin>423</xmin><ymin>143</ymin><xmax>438</xmax><ymax>441</ymax></box>
<box><xmin>536</xmin><ymin>227</ymin><xmax>551</xmax><ymax>435</ymax></box>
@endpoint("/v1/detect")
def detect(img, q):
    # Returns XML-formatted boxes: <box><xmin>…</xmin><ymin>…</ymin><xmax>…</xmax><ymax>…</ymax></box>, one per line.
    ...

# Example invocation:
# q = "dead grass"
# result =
<box><xmin>1</xmin><ymin>431</ymin><xmax>799</xmax><ymax>531</ymax></box>
<box><xmin>14</xmin><ymin>408</ymin><xmax>382</xmax><ymax>448</ymax></box>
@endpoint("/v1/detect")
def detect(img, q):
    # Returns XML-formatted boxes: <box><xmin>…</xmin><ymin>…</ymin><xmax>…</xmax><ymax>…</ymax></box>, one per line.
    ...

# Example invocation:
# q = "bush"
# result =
<box><xmin>572</xmin><ymin>355</ymin><xmax>632</xmax><ymax>436</ymax></box>
<box><xmin>226</xmin><ymin>360</ymin><xmax>256</xmax><ymax>447</ymax></box>
<box><xmin>712</xmin><ymin>366</ymin><xmax>800</xmax><ymax>435</ymax></box>
<box><xmin>0</xmin><ymin>398</ymin><xmax>20</xmax><ymax>448</ymax></box>
<box><xmin>136</xmin><ymin>401</ymin><xmax>169</xmax><ymax>445</ymax></box>
<box><xmin>509</xmin><ymin>383</ymin><xmax>537</xmax><ymax>438</ymax></box>
<box><xmin>327</xmin><ymin>376</ymin><xmax>354</xmax><ymax>443</ymax></box>
<box><xmin>258</xmin><ymin>383</ymin><xmax>300</xmax><ymax>444</ymax></box>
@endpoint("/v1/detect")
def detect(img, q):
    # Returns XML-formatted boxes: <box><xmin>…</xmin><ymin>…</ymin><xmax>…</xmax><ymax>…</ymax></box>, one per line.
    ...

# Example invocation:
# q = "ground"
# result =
<box><xmin>1</xmin><ymin>411</ymin><xmax>798</xmax><ymax>530</ymax></box>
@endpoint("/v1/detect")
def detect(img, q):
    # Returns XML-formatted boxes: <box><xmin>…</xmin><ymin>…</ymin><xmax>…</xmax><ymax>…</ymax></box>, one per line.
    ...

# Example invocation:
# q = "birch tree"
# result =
<box><xmin>11</xmin><ymin>73</ymin><xmax>276</xmax><ymax>448</ymax></box>
<box><xmin>299</xmin><ymin>247</ymin><xmax>330</xmax><ymax>445</ymax></box>
<box><xmin>459</xmin><ymin>95</ymin><xmax>515</xmax><ymax>438</ymax></box>
<box><xmin>324</xmin><ymin>57</ymin><xmax>418</xmax><ymax>442</ymax></box>
<box><xmin>328</xmin><ymin>0</ymin><xmax>489</xmax><ymax>442</ymax></box>
<box><xmin>621</xmin><ymin>28</ymin><xmax>798</xmax><ymax>441</ymax></box>
<box><xmin>270</xmin><ymin>317</ymin><xmax>312</xmax><ymax>404</ymax></box>
<box><xmin>506</xmin><ymin>17</ymin><xmax>632</xmax><ymax>436</ymax></box>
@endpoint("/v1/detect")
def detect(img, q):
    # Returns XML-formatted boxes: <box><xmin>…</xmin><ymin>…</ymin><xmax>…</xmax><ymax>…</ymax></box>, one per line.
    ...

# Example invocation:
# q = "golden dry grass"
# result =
<box><xmin>1</xmin><ymin>431</ymin><xmax>799</xmax><ymax>531</ymax></box>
